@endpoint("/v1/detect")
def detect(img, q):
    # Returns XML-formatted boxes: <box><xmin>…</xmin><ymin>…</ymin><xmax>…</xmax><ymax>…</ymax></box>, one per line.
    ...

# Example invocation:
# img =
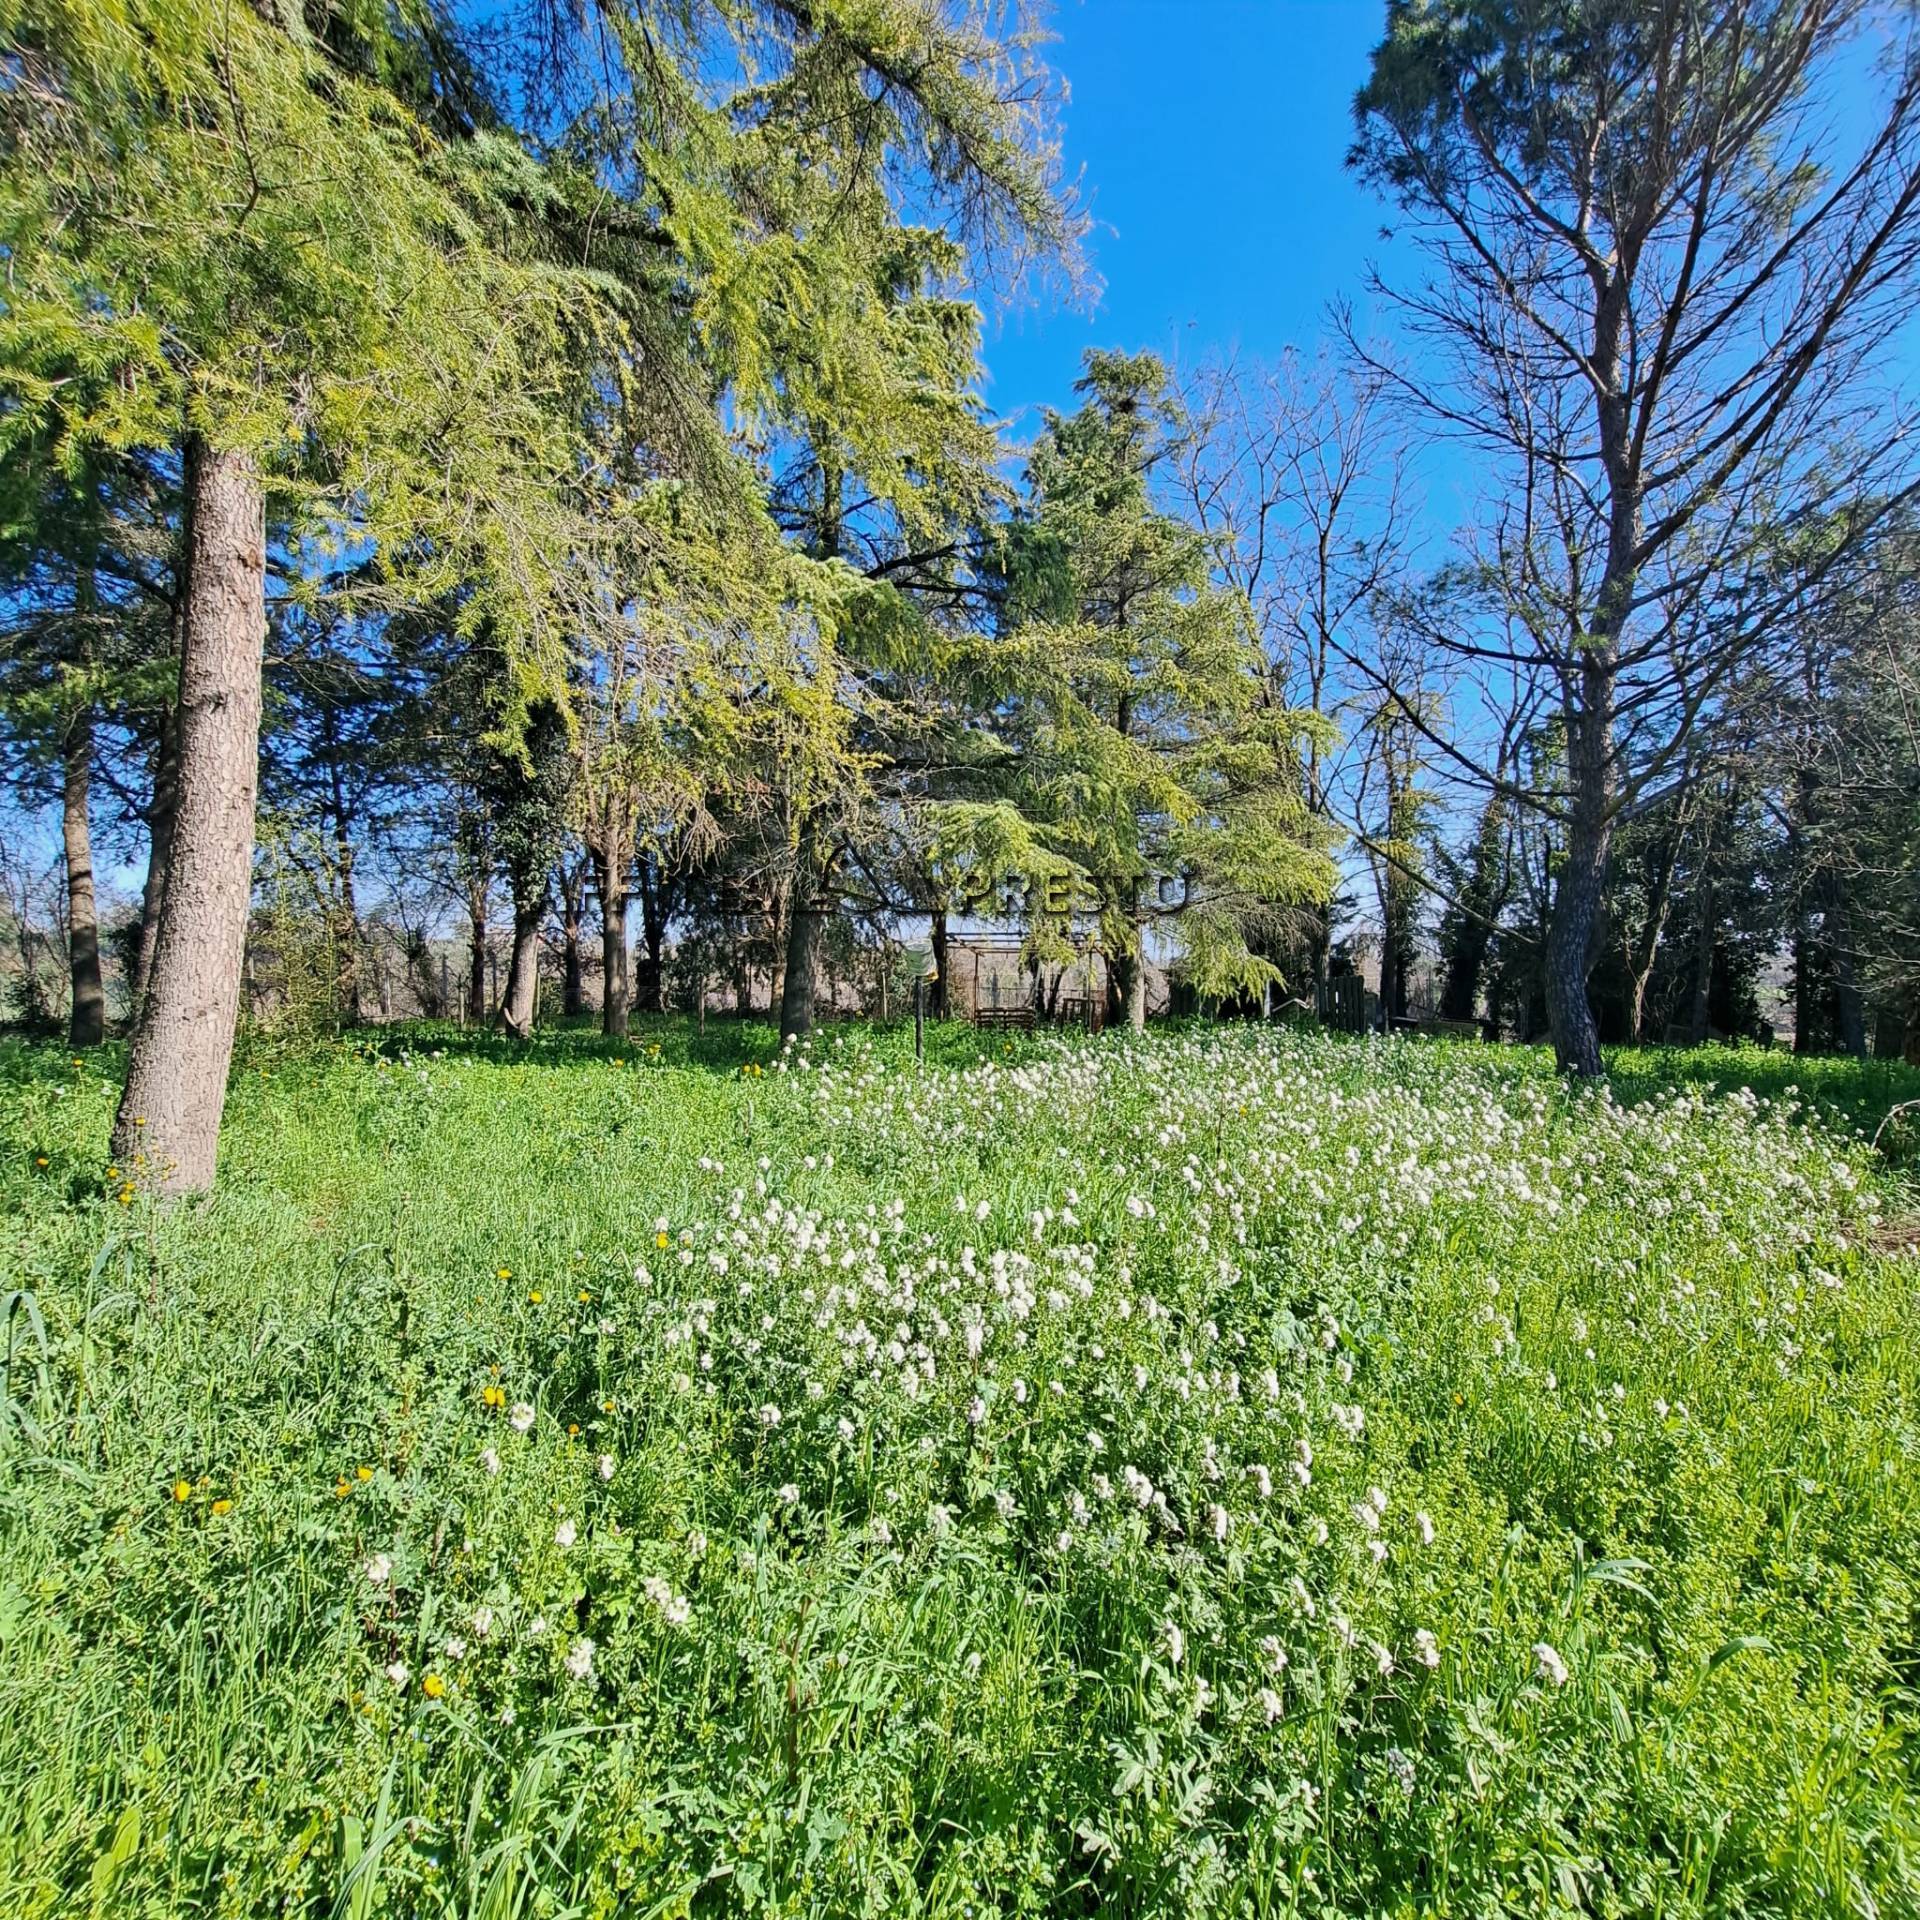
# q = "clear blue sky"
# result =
<box><xmin>979</xmin><ymin>1</ymin><xmax>1916</xmax><ymax>441</ymax></box>
<box><xmin>980</xmin><ymin>1</ymin><xmax>1400</xmax><ymax>431</ymax></box>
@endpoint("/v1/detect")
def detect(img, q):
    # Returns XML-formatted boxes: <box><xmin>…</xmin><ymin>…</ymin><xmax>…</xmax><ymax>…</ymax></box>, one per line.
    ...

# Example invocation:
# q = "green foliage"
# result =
<box><xmin>993</xmin><ymin>351</ymin><xmax>1337</xmax><ymax>1000</ymax></box>
<box><xmin>1</xmin><ymin>1024</ymin><xmax>1916</xmax><ymax>1914</ymax></box>
<box><xmin>0</xmin><ymin>0</ymin><xmax>636</xmax><ymax>675</ymax></box>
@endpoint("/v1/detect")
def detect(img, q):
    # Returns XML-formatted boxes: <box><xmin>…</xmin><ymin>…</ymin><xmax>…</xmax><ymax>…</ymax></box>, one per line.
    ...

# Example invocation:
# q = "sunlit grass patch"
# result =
<box><xmin>0</xmin><ymin>1022</ymin><xmax>1915</xmax><ymax>1916</ymax></box>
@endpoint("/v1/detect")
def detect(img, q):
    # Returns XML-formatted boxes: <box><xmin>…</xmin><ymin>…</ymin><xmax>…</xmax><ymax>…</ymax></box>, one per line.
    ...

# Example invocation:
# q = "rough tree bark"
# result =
<box><xmin>498</xmin><ymin>876</ymin><xmax>544</xmax><ymax>1040</ymax></box>
<box><xmin>131</xmin><ymin>699</ymin><xmax>181</xmax><ymax>1014</ymax></box>
<box><xmin>111</xmin><ymin>439</ymin><xmax>266</xmax><ymax>1192</ymax></box>
<box><xmin>1126</xmin><ymin>942</ymin><xmax>1147</xmax><ymax>1033</ymax></box>
<box><xmin>558</xmin><ymin>859</ymin><xmax>586</xmax><ymax>1019</ymax></box>
<box><xmin>597</xmin><ymin>847</ymin><xmax>630</xmax><ymax>1038</ymax></box>
<box><xmin>62</xmin><ymin>706</ymin><xmax>104</xmax><ymax>1047</ymax></box>
<box><xmin>466</xmin><ymin>888</ymin><xmax>489</xmax><ymax>1025</ymax></box>
<box><xmin>929</xmin><ymin>908</ymin><xmax>949</xmax><ymax>1019</ymax></box>
<box><xmin>779</xmin><ymin>823</ymin><xmax>827</xmax><ymax>1043</ymax></box>
<box><xmin>1544</xmin><ymin>251</ymin><xmax>1636</xmax><ymax>1080</ymax></box>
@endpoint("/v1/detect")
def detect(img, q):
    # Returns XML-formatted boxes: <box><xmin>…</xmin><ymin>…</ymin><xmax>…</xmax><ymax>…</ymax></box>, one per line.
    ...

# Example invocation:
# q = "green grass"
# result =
<box><xmin>1</xmin><ymin>1019</ymin><xmax>1916</xmax><ymax>1917</ymax></box>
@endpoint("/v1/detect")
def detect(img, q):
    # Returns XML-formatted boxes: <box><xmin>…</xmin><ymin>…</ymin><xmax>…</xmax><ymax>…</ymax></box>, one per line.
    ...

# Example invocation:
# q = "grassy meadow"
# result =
<box><xmin>1</xmin><ymin>1020</ymin><xmax>1918</xmax><ymax>1917</ymax></box>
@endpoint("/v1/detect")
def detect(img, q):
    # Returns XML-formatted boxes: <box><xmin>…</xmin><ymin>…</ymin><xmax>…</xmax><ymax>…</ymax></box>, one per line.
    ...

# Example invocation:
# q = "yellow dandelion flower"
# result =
<box><xmin>173</xmin><ymin>1481</ymin><xmax>191</xmax><ymax>1503</ymax></box>
<box><xmin>356</xmin><ymin>1465</ymin><xmax>374</xmax><ymax>1482</ymax></box>
<box><xmin>212</xmin><ymin>1499</ymin><xmax>233</xmax><ymax>1516</ymax></box>
<box><xmin>567</xmin><ymin>1422</ymin><xmax>580</xmax><ymax>1437</ymax></box>
<box><xmin>655</xmin><ymin>1230</ymin><xmax>670</xmax><ymax>1249</ymax></box>
<box><xmin>422</xmin><ymin>1673</ymin><xmax>447</xmax><ymax>1700</ymax></box>
<box><xmin>528</xmin><ymin>1290</ymin><xmax>543</xmax><ymax>1305</ymax></box>
<box><xmin>335</xmin><ymin>1478</ymin><xmax>351</xmax><ymax>1498</ymax></box>
<box><xmin>576</xmin><ymin>1289</ymin><xmax>590</xmax><ymax>1303</ymax></box>
<box><xmin>34</xmin><ymin>1156</ymin><xmax>47</xmax><ymax>1168</ymax></box>
<box><xmin>497</xmin><ymin>1267</ymin><xmax>512</xmax><ymax>1281</ymax></box>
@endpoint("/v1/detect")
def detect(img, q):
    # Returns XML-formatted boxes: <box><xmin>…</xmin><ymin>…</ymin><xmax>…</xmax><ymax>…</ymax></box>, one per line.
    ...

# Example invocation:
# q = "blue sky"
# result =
<box><xmin>980</xmin><ymin>1</ymin><xmax>1401</xmax><ymax>431</ymax></box>
<box><xmin>976</xmin><ymin>1</ymin><xmax>1915</xmax><ymax>947</ymax></box>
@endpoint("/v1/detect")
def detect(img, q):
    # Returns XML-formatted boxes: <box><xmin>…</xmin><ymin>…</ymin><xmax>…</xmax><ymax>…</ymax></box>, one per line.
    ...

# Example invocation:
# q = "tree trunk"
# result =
<box><xmin>334</xmin><ymin>827</ymin><xmax>363</xmax><ymax>1026</ymax></box>
<box><xmin>779</xmin><ymin>826</ymin><xmax>826</xmax><ymax>1043</ymax></box>
<box><xmin>598</xmin><ymin>848</ymin><xmax>630</xmax><ymax>1038</ymax></box>
<box><xmin>1544</xmin><ymin>659</ymin><xmax>1614</xmax><ymax>1077</ymax></box>
<box><xmin>318</xmin><ymin>719</ymin><xmax>363</xmax><ymax>1025</ymax></box>
<box><xmin>1625</xmin><ymin>961</ymin><xmax>1650</xmax><ymax>1049</ymax></box>
<box><xmin>62</xmin><ymin>708</ymin><xmax>105</xmax><ymax>1046</ymax></box>
<box><xmin>562</xmin><ymin>920</ymin><xmax>584</xmax><ymax>1018</ymax></box>
<box><xmin>1126</xmin><ymin>933</ymin><xmax>1147</xmax><ymax>1034</ymax></box>
<box><xmin>131</xmin><ymin>701</ymin><xmax>181</xmax><ymax>1015</ymax></box>
<box><xmin>929</xmin><ymin>908</ymin><xmax>949</xmax><ymax>1019</ymax></box>
<box><xmin>111</xmin><ymin>439</ymin><xmax>266</xmax><ymax>1193</ymax></box>
<box><xmin>1823</xmin><ymin>868</ymin><xmax>1868</xmax><ymax>1058</ymax></box>
<box><xmin>499</xmin><ymin>903</ymin><xmax>541</xmax><ymax>1039</ymax></box>
<box><xmin>559</xmin><ymin>863</ymin><xmax>586</xmax><ymax>1019</ymax></box>
<box><xmin>467</xmin><ymin>891</ymin><xmax>489</xmax><ymax>1025</ymax></box>
<box><xmin>767</xmin><ymin>882</ymin><xmax>789</xmax><ymax>1029</ymax></box>
<box><xmin>1791</xmin><ymin>908</ymin><xmax>1817</xmax><ymax>1054</ymax></box>
<box><xmin>1440</xmin><ymin>922</ymin><xmax>1492</xmax><ymax>1024</ymax></box>
<box><xmin>1687</xmin><ymin>847</ymin><xmax>1717</xmax><ymax>1048</ymax></box>
<box><xmin>404</xmin><ymin>932</ymin><xmax>443</xmax><ymax>1018</ymax></box>
<box><xmin>637</xmin><ymin>904</ymin><xmax>662</xmax><ymax>1015</ymax></box>
<box><xmin>634</xmin><ymin>850</ymin><xmax>666</xmax><ymax>1015</ymax></box>
<box><xmin>1625</xmin><ymin>823</ymin><xmax>1684</xmax><ymax>1045</ymax></box>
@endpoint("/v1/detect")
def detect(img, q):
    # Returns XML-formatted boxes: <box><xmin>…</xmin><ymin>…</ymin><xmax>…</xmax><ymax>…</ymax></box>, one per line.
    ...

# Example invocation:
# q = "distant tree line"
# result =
<box><xmin>3</xmin><ymin>0</ymin><xmax>1919</xmax><ymax>1192</ymax></box>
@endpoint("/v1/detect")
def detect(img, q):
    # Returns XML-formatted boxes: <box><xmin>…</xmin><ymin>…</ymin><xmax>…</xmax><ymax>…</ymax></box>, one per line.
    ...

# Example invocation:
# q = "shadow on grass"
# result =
<box><xmin>346</xmin><ymin>1011</ymin><xmax>1059</xmax><ymax>1076</ymax></box>
<box><xmin>1605</xmin><ymin>1042</ymin><xmax>1920</xmax><ymax>1161</ymax></box>
<box><xmin>7</xmin><ymin>1018</ymin><xmax>1916</xmax><ymax>1164</ymax></box>
<box><xmin>0</xmin><ymin>1012</ymin><xmax>1065</xmax><ymax>1110</ymax></box>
